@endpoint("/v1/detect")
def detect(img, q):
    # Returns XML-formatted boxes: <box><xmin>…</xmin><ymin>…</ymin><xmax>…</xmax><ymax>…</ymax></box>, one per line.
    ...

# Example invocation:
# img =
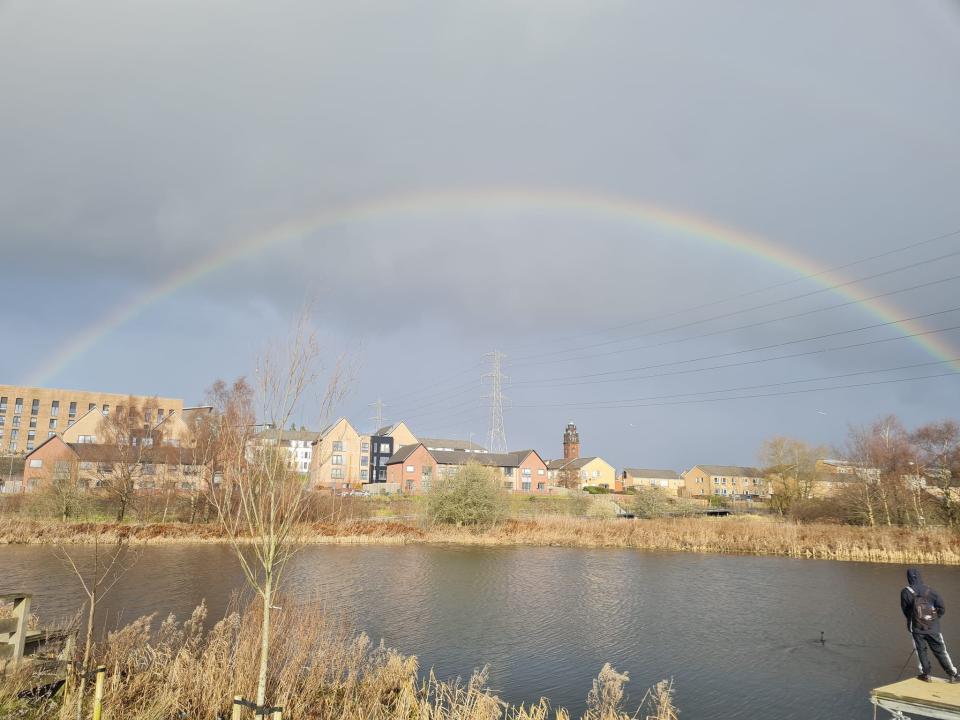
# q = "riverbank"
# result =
<box><xmin>1</xmin><ymin>599</ymin><xmax>676</xmax><ymax>720</ymax></box>
<box><xmin>1</xmin><ymin>515</ymin><xmax>957</xmax><ymax>564</ymax></box>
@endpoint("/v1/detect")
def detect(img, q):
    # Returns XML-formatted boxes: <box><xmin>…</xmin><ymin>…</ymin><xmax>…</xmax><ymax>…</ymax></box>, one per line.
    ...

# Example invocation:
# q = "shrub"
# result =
<box><xmin>584</xmin><ymin>486</ymin><xmax>612</xmax><ymax>495</ymax></box>
<box><xmin>425</xmin><ymin>463</ymin><xmax>508</xmax><ymax>528</ymax></box>
<box><xmin>632</xmin><ymin>488</ymin><xmax>674</xmax><ymax>519</ymax></box>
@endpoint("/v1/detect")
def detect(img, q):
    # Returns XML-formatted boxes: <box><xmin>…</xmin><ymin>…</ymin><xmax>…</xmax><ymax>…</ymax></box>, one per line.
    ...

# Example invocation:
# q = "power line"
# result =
<box><xmin>517</xmin><ymin>371</ymin><xmax>960</xmax><ymax>411</ymax></box>
<box><xmin>503</xmin><ymin>226</ymin><xmax>960</xmax><ymax>355</ymax></box>
<box><xmin>512</xmin><ymin>357</ymin><xmax>960</xmax><ymax>408</ymax></box>
<box><xmin>512</xmin><ymin>306</ymin><xmax>960</xmax><ymax>386</ymax></box>
<box><xmin>511</xmin><ymin>249</ymin><xmax>960</xmax><ymax>365</ymax></box>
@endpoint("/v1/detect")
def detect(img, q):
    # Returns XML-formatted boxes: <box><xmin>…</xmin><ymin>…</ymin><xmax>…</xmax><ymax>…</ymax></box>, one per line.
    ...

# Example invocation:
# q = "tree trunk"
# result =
<box><xmin>75</xmin><ymin>588</ymin><xmax>96</xmax><ymax>720</ymax></box>
<box><xmin>257</xmin><ymin>573</ymin><xmax>273</xmax><ymax>707</ymax></box>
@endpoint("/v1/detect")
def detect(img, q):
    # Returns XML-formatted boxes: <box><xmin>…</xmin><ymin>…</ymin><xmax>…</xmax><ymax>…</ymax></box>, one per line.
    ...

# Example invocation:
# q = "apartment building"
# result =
<box><xmin>547</xmin><ymin>456</ymin><xmax>619</xmax><ymax>491</ymax></box>
<box><xmin>21</xmin><ymin>435</ymin><xmax>206</xmax><ymax>493</ymax></box>
<box><xmin>811</xmin><ymin>458</ymin><xmax>882</xmax><ymax>496</ymax></box>
<box><xmin>369</xmin><ymin>422</ymin><xmax>418</xmax><ymax>482</ymax></box>
<box><xmin>251</xmin><ymin>427</ymin><xmax>318</xmax><ymax>473</ymax></box>
<box><xmin>386</xmin><ymin>444</ymin><xmax>550</xmax><ymax>494</ymax></box>
<box><xmin>682</xmin><ymin>465</ymin><xmax>767</xmax><ymax>498</ymax></box>
<box><xmin>0</xmin><ymin>385</ymin><xmax>182</xmax><ymax>455</ymax></box>
<box><xmin>622</xmin><ymin>468</ymin><xmax>683</xmax><ymax>495</ymax></box>
<box><xmin>309</xmin><ymin>418</ymin><xmax>366</xmax><ymax>491</ymax></box>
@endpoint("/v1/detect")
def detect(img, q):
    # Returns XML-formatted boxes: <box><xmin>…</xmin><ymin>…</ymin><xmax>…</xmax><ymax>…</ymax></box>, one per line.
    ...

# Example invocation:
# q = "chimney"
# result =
<box><xmin>563</xmin><ymin>421</ymin><xmax>580</xmax><ymax>460</ymax></box>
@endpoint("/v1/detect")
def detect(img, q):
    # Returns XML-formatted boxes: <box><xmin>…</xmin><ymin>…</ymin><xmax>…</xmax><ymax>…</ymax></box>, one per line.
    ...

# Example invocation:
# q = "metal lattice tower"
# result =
<box><xmin>368</xmin><ymin>399</ymin><xmax>387</xmax><ymax>433</ymax></box>
<box><xmin>482</xmin><ymin>350</ymin><xmax>509</xmax><ymax>453</ymax></box>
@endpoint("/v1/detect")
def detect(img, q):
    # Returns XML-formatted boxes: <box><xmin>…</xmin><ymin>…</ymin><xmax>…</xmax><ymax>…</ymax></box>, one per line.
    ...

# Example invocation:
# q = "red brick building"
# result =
<box><xmin>385</xmin><ymin>444</ymin><xmax>552</xmax><ymax>494</ymax></box>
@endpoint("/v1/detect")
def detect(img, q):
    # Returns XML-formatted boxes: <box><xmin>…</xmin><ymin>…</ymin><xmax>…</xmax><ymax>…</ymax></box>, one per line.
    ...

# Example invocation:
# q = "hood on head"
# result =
<box><xmin>907</xmin><ymin>568</ymin><xmax>923</xmax><ymax>587</ymax></box>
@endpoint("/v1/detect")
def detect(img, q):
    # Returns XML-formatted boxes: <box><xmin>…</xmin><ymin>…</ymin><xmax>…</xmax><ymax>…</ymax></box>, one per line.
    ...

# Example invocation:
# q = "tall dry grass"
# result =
<box><xmin>0</xmin><ymin>601</ymin><xmax>676</xmax><ymax>720</ymax></box>
<box><xmin>2</xmin><ymin>515</ymin><xmax>958</xmax><ymax>564</ymax></box>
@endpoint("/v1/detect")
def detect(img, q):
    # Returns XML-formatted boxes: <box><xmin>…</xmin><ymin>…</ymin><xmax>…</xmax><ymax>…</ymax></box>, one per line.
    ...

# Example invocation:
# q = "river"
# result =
<box><xmin>3</xmin><ymin>544</ymin><xmax>955</xmax><ymax>719</ymax></box>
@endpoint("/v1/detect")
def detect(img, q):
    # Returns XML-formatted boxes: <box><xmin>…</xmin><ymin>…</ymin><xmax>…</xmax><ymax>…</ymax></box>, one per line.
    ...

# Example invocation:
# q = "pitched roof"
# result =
<box><xmin>623</xmin><ymin>468</ymin><xmax>679</xmax><ymax>480</ymax></box>
<box><xmin>386</xmin><ymin>444</ymin><xmax>423</xmax><ymax>465</ymax></box>
<box><xmin>547</xmin><ymin>456</ymin><xmax>602</xmax><ymax>471</ymax></box>
<box><xmin>419</xmin><ymin>437</ymin><xmax>487</xmax><ymax>452</ymax></box>
<box><xmin>386</xmin><ymin>445</ymin><xmax>541</xmax><ymax>468</ymax></box>
<box><xmin>691</xmin><ymin>465</ymin><xmax>762</xmax><ymax>477</ymax></box>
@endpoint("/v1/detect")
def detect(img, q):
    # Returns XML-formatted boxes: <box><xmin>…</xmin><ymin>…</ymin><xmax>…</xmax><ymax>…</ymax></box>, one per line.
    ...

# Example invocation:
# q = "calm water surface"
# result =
<box><xmin>3</xmin><ymin>544</ymin><xmax>956</xmax><ymax>719</ymax></box>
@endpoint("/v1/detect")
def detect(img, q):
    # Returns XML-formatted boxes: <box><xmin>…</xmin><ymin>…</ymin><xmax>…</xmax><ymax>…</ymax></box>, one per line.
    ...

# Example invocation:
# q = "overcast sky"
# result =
<box><xmin>2</xmin><ymin>0</ymin><xmax>960</xmax><ymax>470</ymax></box>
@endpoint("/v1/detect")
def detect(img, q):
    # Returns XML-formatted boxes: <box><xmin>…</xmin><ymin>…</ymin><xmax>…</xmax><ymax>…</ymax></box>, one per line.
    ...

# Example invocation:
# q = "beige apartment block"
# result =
<box><xmin>0</xmin><ymin>385</ymin><xmax>182</xmax><ymax>455</ymax></box>
<box><xmin>682</xmin><ymin>465</ymin><xmax>767</xmax><ymax>498</ymax></box>
<box><xmin>310</xmin><ymin>417</ymin><xmax>366</xmax><ymax>491</ymax></box>
<box><xmin>622</xmin><ymin>468</ymin><xmax>683</xmax><ymax>495</ymax></box>
<box><xmin>547</xmin><ymin>456</ymin><xmax>619</xmax><ymax>491</ymax></box>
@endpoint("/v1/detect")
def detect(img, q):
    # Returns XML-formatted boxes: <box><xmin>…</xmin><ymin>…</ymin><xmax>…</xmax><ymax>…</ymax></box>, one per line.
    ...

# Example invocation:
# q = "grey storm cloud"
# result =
<box><xmin>2</xmin><ymin>0</ymin><xmax>960</xmax><ymax>467</ymax></box>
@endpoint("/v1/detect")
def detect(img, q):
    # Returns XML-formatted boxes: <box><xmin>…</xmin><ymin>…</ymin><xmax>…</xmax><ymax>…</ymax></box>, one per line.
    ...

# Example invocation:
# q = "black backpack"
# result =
<box><xmin>911</xmin><ymin>588</ymin><xmax>938</xmax><ymax>630</ymax></box>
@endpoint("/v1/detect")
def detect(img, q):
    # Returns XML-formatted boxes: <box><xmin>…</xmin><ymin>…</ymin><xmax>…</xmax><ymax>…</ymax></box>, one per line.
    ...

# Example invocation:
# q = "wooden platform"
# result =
<box><xmin>872</xmin><ymin>678</ymin><xmax>960</xmax><ymax>719</ymax></box>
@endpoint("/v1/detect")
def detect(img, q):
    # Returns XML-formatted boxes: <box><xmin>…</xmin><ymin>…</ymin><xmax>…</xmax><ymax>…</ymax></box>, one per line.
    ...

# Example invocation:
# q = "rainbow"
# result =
<box><xmin>27</xmin><ymin>186</ymin><xmax>960</xmax><ymax>385</ymax></box>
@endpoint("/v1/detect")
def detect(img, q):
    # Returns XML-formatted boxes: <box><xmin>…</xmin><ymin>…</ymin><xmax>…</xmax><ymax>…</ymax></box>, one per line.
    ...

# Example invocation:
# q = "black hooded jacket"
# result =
<box><xmin>901</xmin><ymin>568</ymin><xmax>946</xmax><ymax>634</ymax></box>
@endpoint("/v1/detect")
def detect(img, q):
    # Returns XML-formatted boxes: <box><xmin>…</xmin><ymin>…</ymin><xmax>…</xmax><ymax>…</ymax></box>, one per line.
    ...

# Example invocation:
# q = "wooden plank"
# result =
<box><xmin>0</xmin><ymin>644</ymin><xmax>14</xmax><ymax>660</ymax></box>
<box><xmin>0</xmin><ymin>617</ymin><xmax>20</xmax><ymax>634</ymax></box>
<box><xmin>872</xmin><ymin>678</ymin><xmax>960</xmax><ymax>713</ymax></box>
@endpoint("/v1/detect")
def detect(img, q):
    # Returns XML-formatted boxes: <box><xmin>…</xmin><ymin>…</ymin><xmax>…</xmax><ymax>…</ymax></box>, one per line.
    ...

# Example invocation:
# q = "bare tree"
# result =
<box><xmin>92</xmin><ymin>396</ymin><xmax>159</xmax><ymax>522</ymax></box>
<box><xmin>759</xmin><ymin>436</ymin><xmax>825</xmax><ymax>516</ymax></box>
<box><xmin>53</xmin><ymin>536</ymin><xmax>138</xmax><ymax>720</ymax></box>
<box><xmin>912</xmin><ymin>420</ymin><xmax>960</xmax><ymax>527</ymax></box>
<box><xmin>209</xmin><ymin>314</ymin><xmax>347</xmax><ymax>708</ymax></box>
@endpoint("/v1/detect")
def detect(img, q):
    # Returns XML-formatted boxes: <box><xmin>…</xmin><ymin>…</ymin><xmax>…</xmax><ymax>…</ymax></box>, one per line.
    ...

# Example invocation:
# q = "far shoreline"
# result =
<box><xmin>1</xmin><ymin>515</ymin><xmax>957</xmax><ymax>565</ymax></box>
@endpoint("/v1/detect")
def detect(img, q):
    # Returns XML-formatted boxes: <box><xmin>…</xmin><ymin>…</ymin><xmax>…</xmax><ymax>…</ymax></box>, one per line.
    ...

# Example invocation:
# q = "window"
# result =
<box><xmin>360</xmin><ymin>468</ymin><xmax>369</xmax><ymax>481</ymax></box>
<box><xmin>0</xmin><ymin>417</ymin><xmax>4</xmax><ymax>427</ymax></box>
<box><xmin>405</xmin><ymin>465</ymin><xmax>415</xmax><ymax>473</ymax></box>
<box><xmin>157</xmin><ymin>409</ymin><xmax>165</xmax><ymax>420</ymax></box>
<box><xmin>26</xmin><ymin>442</ymin><xmax>34</xmax><ymax>451</ymax></box>
<box><xmin>98</xmin><ymin>463</ymin><xmax>113</xmax><ymax>474</ymax></box>
<box><xmin>503</xmin><ymin>481</ymin><xmax>514</xmax><ymax>490</ymax></box>
<box><xmin>53</xmin><ymin>461</ymin><xmax>70</xmax><ymax>480</ymax></box>
<box><xmin>31</xmin><ymin>399</ymin><xmax>40</xmax><ymax>416</ymax></box>
<box><xmin>0</xmin><ymin>397</ymin><xmax>6</xmax><ymax>413</ymax></box>
<box><xmin>143</xmin><ymin>464</ymin><xmax>156</xmax><ymax>475</ymax></box>
<box><xmin>48</xmin><ymin>431</ymin><xmax>56</xmax><ymax>438</ymax></box>
<box><xmin>332</xmin><ymin>454</ymin><xmax>343</xmax><ymax>465</ymax></box>
<box><xmin>29</xmin><ymin>459</ymin><xmax>43</xmax><ymax>468</ymax></box>
<box><xmin>522</xmin><ymin>468</ymin><xmax>532</xmax><ymax>477</ymax></box>
<box><xmin>360</xmin><ymin>456</ymin><xmax>369</xmax><ymax>466</ymax></box>
<box><xmin>331</xmin><ymin>468</ymin><xmax>344</xmax><ymax>479</ymax></box>
<box><xmin>11</xmin><ymin>429</ymin><xmax>20</xmax><ymax>441</ymax></box>
<box><xmin>102</xmin><ymin>404</ymin><xmax>110</xmax><ymax>415</ymax></box>
<box><xmin>406</xmin><ymin>480</ymin><xmax>414</xmax><ymax>492</ymax></box>
<box><xmin>69</xmin><ymin>402</ymin><xmax>77</xmax><ymax>418</ymax></box>
<box><xmin>144</xmin><ymin>409</ymin><xmax>152</xmax><ymax>423</ymax></box>
<box><xmin>332</xmin><ymin>441</ymin><xmax>343</xmax><ymax>452</ymax></box>
<box><xmin>380</xmin><ymin>442</ymin><xmax>392</xmax><ymax>452</ymax></box>
<box><xmin>49</xmin><ymin>418</ymin><xmax>57</xmax><ymax>429</ymax></box>
<box><xmin>78</xmin><ymin>435</ymin><xmax>96</xmax><ymax>444</ymax></box>
<box><xmin>521</xmin><ymin>481</ymin><xmax>531</xmax><ymax>491</ymax></box>
<box><xmin>361</xmin><ymin>442</ymin><xmax>370</xmax><ymax>452</ymax></box>
<box><xmin>29</xmin><ymin>416</ymin><xmax>37</xmax><ymax>429</ymax></box>
<box><xmin>8</xmin><ymin>442</ymin><xmax>16</xmax><ymax>452</ymax></box>
<box><xmin>27</xmin><ymin>430</ymin><xmax>35</xmax><ymax>441</ymax></box>
<box><xmin>422</xmin><ymin>466</ymin><xmax>432</xmax><ymax>479</ymax></box>
<box><xmin>79</xmin><ymin>461</ymin><xmax>93</xmax><ymax>470</ymax></box>
<box><xmin>180</xmin><ymin>481</ymin><xmax>195</xmax><ymax>491</ymax></box>
<box><xmin>14</xmin><ymin>398</ymin><xmax>23</xmax><ymax>415</ymax></box>
<box><xmin>713</xmin><ymin>477</ymin><xmax>719</xmax><ymax>484</ymax></box>
<box><xmin>537</xmin><ymin>468</ymin><xmax>545</xmax><ymax>476</ymax></box>
<box><xmin>50</xmin><ymin>400</ymin><xmax>59</xmax><ymax>417</ymax></box>
<box><xmin>503</xmin><ymin>467</ymin><xmax>515</xmax><ymax>477</ymax></box>
<box><xmin>88</xmin><ymin>403</ymin><xmax>96</xmax><ymax>411</ymax></box>
<box><xmin>536</xmin><ymin>482</ymin><xmax>545</xmax><ymax>491</ymax></box>
<box><xmin>11</xmin><ymin>416</ymin><xmax>19</xmax><ymax>428</ymax></box>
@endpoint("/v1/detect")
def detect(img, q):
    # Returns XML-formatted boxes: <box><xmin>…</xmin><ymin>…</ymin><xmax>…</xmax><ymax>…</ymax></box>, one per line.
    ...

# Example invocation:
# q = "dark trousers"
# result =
<box><xmin>913</xmin><ymin>631</ymin><xmax>958</xmax><ymax>677</ymax></box>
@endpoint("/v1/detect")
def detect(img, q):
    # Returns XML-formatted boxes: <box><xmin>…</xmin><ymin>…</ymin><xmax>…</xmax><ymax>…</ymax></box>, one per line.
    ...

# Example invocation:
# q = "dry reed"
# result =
<box><xmin>0</xmin><ymin>601</ymin><xmax>675</xmax><ymax>720</ymax></box>
<box><xmin>1</xmin><ymin>515</ymin><xmax>958</xmax><ymax>564</ymax></box>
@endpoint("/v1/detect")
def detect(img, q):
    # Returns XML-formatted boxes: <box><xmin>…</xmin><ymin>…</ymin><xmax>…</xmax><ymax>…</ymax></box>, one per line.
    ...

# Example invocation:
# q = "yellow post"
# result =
<box><xmin>92</xmin><ymin>666</ymin><xmax>106</xmax><ymax>720</ymax></box>
<box><xmin>231</xmin><ymin>695</ymin><xmax>243</xmax><ymax>720</ymax></box>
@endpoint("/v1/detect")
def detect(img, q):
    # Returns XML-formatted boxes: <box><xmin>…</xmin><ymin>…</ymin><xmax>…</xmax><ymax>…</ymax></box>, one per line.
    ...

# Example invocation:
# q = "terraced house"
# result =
<box><xmin>681</xmin><ymin>465</ymin><xmax>767</xmax><ymax>498</ymax></box>
<box><xmin>622</xmin><ymin>468</ymin><xmax>683</xmax><ymax>495</ymax></box>
<box><xmin>385</xmin><ymin>444</ymin><xmax>551</xmax><ymax>494</ymax></box>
